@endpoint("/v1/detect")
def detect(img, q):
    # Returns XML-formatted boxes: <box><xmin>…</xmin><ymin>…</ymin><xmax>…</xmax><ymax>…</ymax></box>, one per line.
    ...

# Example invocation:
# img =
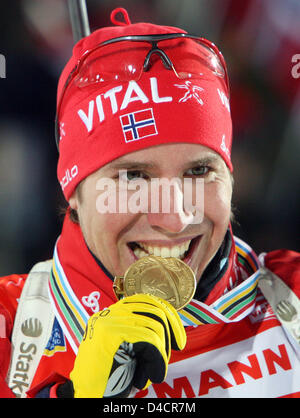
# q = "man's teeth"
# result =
<box><xmin>133</xmin><ymin>240</ymin><xmax>191</xmax><ymax>260</ymax></box>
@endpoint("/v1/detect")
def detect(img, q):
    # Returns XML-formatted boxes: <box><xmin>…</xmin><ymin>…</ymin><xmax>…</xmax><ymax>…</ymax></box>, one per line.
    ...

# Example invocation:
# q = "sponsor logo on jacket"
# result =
<box><xmin>9</xmin><ymin>317</ymin><xmax>43</xmax><ymax>397</ymax></box>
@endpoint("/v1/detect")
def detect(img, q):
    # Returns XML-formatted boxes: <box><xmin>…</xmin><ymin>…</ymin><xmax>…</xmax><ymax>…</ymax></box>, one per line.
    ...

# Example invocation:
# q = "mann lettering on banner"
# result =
<box><xmin>0</xmin><ymin>54</ymin><xmax>6</xmax><ymax>78</ymax></box>
<box><xmin>149</xmin><ymin>344</ymin><xmax>292</xmax><ymax>398</ymax></box>
<box><xmin>136</xmin><ymin>324</ymin><xmax>300</xmax><ymax>399</ymax></box>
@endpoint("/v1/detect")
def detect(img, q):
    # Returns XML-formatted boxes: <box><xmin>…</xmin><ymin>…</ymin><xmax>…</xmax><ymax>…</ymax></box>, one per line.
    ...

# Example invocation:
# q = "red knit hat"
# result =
<box><xmin>57</xmin><ymin>8</ymin><xmax>232</xmax><ymax>200</ymax></box>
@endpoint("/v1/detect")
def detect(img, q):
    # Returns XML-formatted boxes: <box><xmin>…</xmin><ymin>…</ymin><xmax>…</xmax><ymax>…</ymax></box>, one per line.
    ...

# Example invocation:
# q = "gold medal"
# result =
<box><xmin>113</xmin><ymin>256</ymin><xmax>196</xmax><ymax>311</ymax></box>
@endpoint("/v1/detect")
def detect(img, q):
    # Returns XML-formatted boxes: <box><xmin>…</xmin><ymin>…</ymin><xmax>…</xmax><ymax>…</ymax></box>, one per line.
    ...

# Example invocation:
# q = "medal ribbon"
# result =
<box><xmin>48</xmin><ymin>244</ymin><xmax>89</xmax><ymax>354</ymax></box>
<box><xmin>179</xmin><ymin>270</ymin><xmax>260</xmax><ymax>326</ymax></box>
<box><xmin>179</xmin><ymin>237</ymin><xmax>261</xmax><ymax>326</ymax></box>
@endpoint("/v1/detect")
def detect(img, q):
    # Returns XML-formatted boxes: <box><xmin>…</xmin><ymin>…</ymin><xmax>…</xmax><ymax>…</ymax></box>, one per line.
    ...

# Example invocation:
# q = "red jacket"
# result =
<box><xmin>1</xmin><ymin>248</ymin><xmax>300</xmax><ymax>398</ymax></box>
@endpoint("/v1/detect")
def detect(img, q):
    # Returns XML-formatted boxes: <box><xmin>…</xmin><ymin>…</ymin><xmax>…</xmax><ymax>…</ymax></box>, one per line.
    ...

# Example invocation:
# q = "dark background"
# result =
<box><xmin>0</xmin><ymin>0</ymin><xmax>299</xmax><ymax>276</ymax></box>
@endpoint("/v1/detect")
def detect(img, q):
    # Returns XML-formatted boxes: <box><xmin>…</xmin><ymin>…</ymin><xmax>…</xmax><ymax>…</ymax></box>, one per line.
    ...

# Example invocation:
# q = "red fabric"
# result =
<box><xmin>26</xmin><ymin>373</ymin><xmax>66</xmax><ymax>398</ymax></box>
<box><xmin>0</xmin><ymin>276</ymin><xmax>26</xmax><ymax>398</ymax></box>
<box><xmin>29</xmin><ymin>338</ymin><xmax>75</xmax><ymax>396</ymax></box>
<box><xmin>265</xmin><ymin>249</ymin><xmax>300</xmax><ymax>297</ymax></box>
<box><xmin>57</xmin><ymin>15</ymin><xmax>232</xmax><ymax>200</ymax></box>
<box><xmin>0</xmin><ymin>274</ymin><xmax>26</xmax><ymax>328</ymax></box>
<box><xmin>0</xmin><ymin>214</ymin><xmax>299</xmax><ymax>398</ymax></box>
<box><xmin>49</xmin><ymin>382</ymin><xmax>62</xmax><ymax>398</ymax></box>
<box><xmin>280</xmin><ymin>391</ymin><xmax>300</xmax><ymax>398</ymax></box>
<box><xmin>0</xmin><ymin>310</ymin><xmax>14</xmax><ymax>398</ymax></box>
<box><xmin>0</xmin><ymin>366</ymin><xmax>15</xmax><ymax>398</ymax></box>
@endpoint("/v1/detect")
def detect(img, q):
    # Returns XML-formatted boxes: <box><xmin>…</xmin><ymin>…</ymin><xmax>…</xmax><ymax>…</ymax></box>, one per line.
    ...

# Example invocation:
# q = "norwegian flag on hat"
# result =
<box><xmin>120</xmin><ymin>108</ymin><xmax>158</xmax><ymax>143</ymax></box>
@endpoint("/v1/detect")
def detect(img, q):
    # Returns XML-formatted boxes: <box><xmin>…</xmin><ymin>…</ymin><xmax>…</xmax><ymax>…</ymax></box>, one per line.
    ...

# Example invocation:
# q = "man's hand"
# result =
<box><xmin>70</xmin><ymin>294</ymin><xmax>186</xmax><ymax>398</ymax></box>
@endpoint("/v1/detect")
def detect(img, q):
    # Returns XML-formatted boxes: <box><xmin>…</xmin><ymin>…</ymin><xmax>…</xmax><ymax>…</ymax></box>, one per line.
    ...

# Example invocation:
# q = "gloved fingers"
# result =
<box><xmin>108</xmin><ymin>320</ymin><xmax>170</xmax><ymax>366</ymax></box>
<box><xmin>132</xmin><ymin>341</ymin><xmax>166</xmax><ymax>389</ymax></box>
<box><xmin>83</xmin><ymin>302</ymin><xmax>172</xmax><ymax>364</ymax></box>
<box><xmin>84</xmin><ymin>301</ymin><xmax>169</xmax><ymax>347</ymax></box>
<box><xmin>104</xmin><ymin>340</ymin><xmax>167</xmax><ymax>395</ymax></box>
<box><xmin>102</xmin><ymin>324</ymin><xmax>169</xmax><ymax>392</ymax></box>
<box><xmin>131</xmin><ymin>310</ymin><xmax>171</xmax><ymax>359</ymax></box>
<box><xmin>98</xmin><ymin>314</ymin><xmax>170</xmax><ymax>389</ymax></box>
<box><xmin>96</xmin><ymin>308</ymin><xmax>171</xmax><ymax>359</ymax></box>
<box><xmin>148</xmin><ymin>297</ymin><xmax>186</xmax><ymax>351</ymax></box>
<box><xmin>122</xmin><ymin>294</ymin><xmax>187</xmax><ymax>351</ymax></box>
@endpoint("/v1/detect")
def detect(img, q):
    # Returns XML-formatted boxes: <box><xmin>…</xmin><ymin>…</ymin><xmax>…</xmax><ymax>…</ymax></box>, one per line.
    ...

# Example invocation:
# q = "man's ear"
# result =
<box><xmin>69</xmin><ymin>192</ymin><xmax>78</xmax><ymax>211</ymax></box>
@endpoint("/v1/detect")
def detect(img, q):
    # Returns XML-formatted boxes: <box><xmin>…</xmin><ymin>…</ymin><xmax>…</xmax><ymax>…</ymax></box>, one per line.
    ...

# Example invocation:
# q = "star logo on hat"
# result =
<box><xmin>174</xmin><ymin>81</ymin><xmax>204</xmax><ymax>105</ymax></box>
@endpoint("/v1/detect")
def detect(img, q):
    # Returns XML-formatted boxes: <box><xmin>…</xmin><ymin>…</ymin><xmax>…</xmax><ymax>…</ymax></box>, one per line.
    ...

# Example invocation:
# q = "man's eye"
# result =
<box><xmin>127</xmin><ymin>170</ymin><xmax>143</xmax><ymax>180</ymax></box>
<box><xmin>119</xmin><ymin>170</ymin><xmax>148</xmax><ymax>181</ymax></box>
<box><xmin>185</xmin><ymin>166</ymin><xmax>210</xmax><ymax>176</ymax></box>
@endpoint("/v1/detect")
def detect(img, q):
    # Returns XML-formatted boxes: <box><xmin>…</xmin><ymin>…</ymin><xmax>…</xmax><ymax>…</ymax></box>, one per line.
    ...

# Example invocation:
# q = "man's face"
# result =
<box><xmin>69</xmin><ymin>143</ymin><xmax>232</xmax><ymax>282</ymax></box>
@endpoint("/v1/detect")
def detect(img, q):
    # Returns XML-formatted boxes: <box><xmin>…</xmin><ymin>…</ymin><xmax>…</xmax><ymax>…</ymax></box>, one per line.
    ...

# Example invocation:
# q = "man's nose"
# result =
<box><xmin>146</xmin><ymin>180</ymin><xmax>194</xmax><ymax>234</ymax></box>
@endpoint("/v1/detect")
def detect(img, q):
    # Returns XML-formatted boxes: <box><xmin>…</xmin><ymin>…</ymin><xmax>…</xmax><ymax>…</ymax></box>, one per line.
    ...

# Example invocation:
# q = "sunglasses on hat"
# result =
<box><xmin>55</xmin><ymin>32</ymin><xmax>229</xmax><ymax>149</ymax></box>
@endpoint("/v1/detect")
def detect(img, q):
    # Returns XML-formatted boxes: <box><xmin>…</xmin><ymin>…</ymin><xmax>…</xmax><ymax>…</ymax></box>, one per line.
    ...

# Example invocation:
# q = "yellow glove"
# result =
<box><xmin>70</xmin><ymin>293</ymin><xmax>186</xmax><ymax>398</ymax></box>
